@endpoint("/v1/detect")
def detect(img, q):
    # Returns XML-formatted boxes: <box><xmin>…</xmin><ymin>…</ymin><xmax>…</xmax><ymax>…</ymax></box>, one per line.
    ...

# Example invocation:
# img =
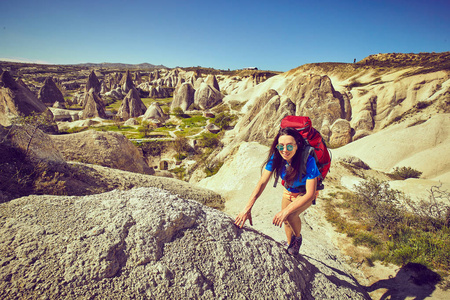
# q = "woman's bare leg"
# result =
<box><xmin>282</xmin><ymin>191</ymin><xmax>313</xmax><ymax>243</ymax></box>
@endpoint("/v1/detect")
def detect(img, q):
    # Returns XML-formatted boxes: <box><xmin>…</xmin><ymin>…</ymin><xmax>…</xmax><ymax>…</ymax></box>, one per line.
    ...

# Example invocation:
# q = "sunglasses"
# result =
<box><xmin>276</xmin><ymin>144</ymin><xmax>294</xmax><ymax>151</ymax></box>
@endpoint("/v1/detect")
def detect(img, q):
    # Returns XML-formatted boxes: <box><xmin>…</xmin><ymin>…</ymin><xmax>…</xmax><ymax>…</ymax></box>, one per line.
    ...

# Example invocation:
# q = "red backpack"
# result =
<box><xmin>276</xmin><ymin>115</ymin><xmax>331</xmax><ymax>190</ymax></box>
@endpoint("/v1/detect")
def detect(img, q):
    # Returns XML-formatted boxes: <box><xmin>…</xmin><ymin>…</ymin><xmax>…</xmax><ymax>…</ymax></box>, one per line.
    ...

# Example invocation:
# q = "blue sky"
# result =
<box><xmin>1</xmin><ymin>0</ymin><xmax>449</xmax><ymax>71</ymax></box>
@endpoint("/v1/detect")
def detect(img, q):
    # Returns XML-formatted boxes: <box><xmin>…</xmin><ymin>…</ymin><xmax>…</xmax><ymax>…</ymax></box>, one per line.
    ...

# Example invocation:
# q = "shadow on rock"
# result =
<box><xmin>298</xmin><ymin>255</ymin><xmax>372</xmax><ymax>299</ymax></box>
<box><xmin>365</xmin><ymin>262</ymin><xmax>441</xmax><ymax>300</ymax></box>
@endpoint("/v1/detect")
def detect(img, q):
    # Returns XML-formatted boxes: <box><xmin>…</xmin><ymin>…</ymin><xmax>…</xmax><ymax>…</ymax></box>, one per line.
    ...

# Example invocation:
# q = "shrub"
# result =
<box><xmin>138</xmin><ymin>121</ymin><xmax>153</xmax><ymax>138</ymax></box>
<box><xmin>353</xmin><ymin>178</ymin><xmax>406</xmax><ymax>232</ymax></box>
<box><xmin>391</xmin><ymin>166</ymin><xmax>422</xmax><ymax>179</ymax></box>
<box><xmin>214</xmin><ymin>112</ymin><xmax>235</xmax><ymax>129</ymax></box>
<box><xmin>405</xmin><ymin>184</ymin><xmax>450</xmax><ymax>229</ymax></box>
<box><xmin>198</xmin><ymin>132</ymin><xmax>221</xmax><ymax>149</ymax></box>
<box><xmin>33</xmin><ymin>162</ymin><xmax>67</xmax><ymax>196</ymax></box>
<box><xmin>172</xmin><ymin>136</ymin><xmax>190</xmax><ymax>156</ymax></box>
<box><xmin>204</xmin><ymin>161</ymin><xmax>224</xmax><ymax>177</ymax></box>
<box><xmin>137</xmin><ymin>141</ymin><xmax>163</xmax><ymax>157</ymax></box>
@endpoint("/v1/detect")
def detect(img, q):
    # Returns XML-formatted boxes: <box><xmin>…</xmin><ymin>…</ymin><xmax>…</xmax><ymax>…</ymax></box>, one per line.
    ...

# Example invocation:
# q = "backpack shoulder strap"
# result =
<box><xmin>273</xmin><ymin>172</ymin><xmax>279</xmax><ymax>188</ymax></box>
<box><xmin>300</xmin><ymin>145</ymin><xmax>315</xmax><ymax>175</ymax></box>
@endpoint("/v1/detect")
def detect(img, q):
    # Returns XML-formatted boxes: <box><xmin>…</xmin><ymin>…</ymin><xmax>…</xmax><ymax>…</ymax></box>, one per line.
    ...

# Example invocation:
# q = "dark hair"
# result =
<box><xmin>263</xmin><ymin>127</ymin><xmax>306</xmax><ymax>187</ymax></box>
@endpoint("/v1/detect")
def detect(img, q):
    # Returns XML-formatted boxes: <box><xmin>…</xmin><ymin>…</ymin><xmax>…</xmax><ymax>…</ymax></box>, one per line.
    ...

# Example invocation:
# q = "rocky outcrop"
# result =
<box><xmin>134</xmin><ymin>71</ymin><xmax>142</xmax><ymax>85</ymax></box>
<box><xmin>117</xmin><ymin>88</ymin><xmax>147</xmax><ymax>121</ymax></box>
<box><xmin>49</xmin><ymin>107</ymin><xmax>81</xmax><ymax>122</ymax></box>
<box><xmin>0</xmin><ymin>71</ymin><xmax>55</xmax><ymax>128</ymax></box>
<box><xmin>124</xmin><ymin>118</ymin><xmax>140</xmax><ymax>126</ymax></box>
<box><xmin>81</xmin><ymin>89</ymin><xmax>107</xmax><ymax>119</ymax></box>
<box><xmin>329</xmin><ymin>118</ymin><xmax>353</xmax><ymax>147</ymax></box>
<box><xmin>283</xmin><ymin>74</ymin><xmax>345</xmax><ymax>134</ymax></box>
<box><xmin>142</xmin><ymin>102</ymin><xmax>168</xmax><ymax>122</ymax></box>
<box><xmin>149</xmin><ymin>86</ymin><xmax>171</xmax><ymax>98</ymax></box>
<box><xmin>171</xmin><ymin>82</ymin><xmax>195</xmax><ymax>112</ymax></box>
<box><xmin>194</xmin><ymin>82</ymin><xmax>223</xmax><ymax>110</ymax></box>
<box><xmin>103</xmin><ymin>87</ymin><xmax>124</xmax><ymax>100</ymax></box>
<box><xmin>0</xmin><ymin>187</ymin><xmax>368</xmax><ymax>299</ymax></box>
<box><xmin>206</xmin><ymin>123</ymin><xmax>221</xmax><ymax>134</ymax></box>
<box><xmin>37</xmin><ymin>77</ymin><xmax>65</xmax><ymax>106</ymax></box>
<box><xmin>51</xmin><ymin>130</ymin><xmax>154</xmax><ymax>175</ymax></box>
<box><xmin>8</xmin><ymin>125</ymin><xmax>65</xmax><ymax>165</ymax></box>
<box><xmin>85</xmin><ymin>71</ymin><xmax>101</xmax><ymax>94</ymax></box>
<box><xmin>227</xmin><ymin>89</ymin><xmax>295</xmax><ymax>145</ymax></box>
<box><xmin>239</xmin><ymin>92</ymin><xmax>296</xmax><ymax>145</ymax></box>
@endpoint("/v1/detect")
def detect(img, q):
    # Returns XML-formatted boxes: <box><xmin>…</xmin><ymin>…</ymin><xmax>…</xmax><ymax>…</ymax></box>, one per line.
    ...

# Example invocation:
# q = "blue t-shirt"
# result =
<box><xmin>265</xmin><ymin>155</ymin><xmax>320</xmax><ymax>193</ymax></box>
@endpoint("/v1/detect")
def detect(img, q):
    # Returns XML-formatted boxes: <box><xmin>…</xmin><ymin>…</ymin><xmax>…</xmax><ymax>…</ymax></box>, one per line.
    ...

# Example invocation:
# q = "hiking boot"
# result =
<box><xmin>287</xmin><ymin>235</ymin><xmax>303</xmax><ymax>255</ymax></box>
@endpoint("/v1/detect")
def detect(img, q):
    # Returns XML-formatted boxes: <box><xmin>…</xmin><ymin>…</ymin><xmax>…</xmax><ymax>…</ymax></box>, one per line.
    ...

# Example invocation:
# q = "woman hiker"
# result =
<box><xmin>234</xmin><ymin>127</ymin><xmax>321</xmax><ymax>255</ymax></box>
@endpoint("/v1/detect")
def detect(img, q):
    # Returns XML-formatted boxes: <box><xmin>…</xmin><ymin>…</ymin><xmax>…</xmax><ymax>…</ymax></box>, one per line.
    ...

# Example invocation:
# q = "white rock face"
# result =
<box><xmin>194</xmin><ymin>82</ymin><xmax>223</xmax><ymax>110</ymax></box>
<box><xmin>0</xmin><ymin>187</ymin><xmax>368</xmax><ymax>299</ymax></box>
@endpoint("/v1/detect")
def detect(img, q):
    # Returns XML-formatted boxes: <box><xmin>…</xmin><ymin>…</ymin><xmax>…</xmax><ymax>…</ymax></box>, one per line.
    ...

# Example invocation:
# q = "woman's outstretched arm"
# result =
<box><xmin>234</xmin><ymin>169</ymin><xmax>272</xmax><ymax>228</ymax></box>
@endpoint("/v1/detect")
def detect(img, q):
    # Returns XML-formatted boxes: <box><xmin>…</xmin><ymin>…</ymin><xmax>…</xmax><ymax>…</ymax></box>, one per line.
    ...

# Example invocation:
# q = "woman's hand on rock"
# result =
<box><xmin>234</xmin><ymin>210</ymin><xmax>253</xmax><ymax>228</ymax></box>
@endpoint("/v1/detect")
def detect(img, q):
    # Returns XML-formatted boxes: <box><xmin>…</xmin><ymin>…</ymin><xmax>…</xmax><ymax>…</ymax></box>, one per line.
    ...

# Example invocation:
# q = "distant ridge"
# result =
<box><xmin>74</xmin><ymin>62</ymin><xmax>168</xmax><ymax>70</ymax></box>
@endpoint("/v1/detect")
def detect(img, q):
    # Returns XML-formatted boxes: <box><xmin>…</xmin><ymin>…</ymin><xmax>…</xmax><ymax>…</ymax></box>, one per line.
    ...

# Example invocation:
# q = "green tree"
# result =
<box><xmin>214</xmin><ymin>112</ymin><xmax>234</xmax><ymax>129</ymax></box>
<box><xmin>172</xmin><ymin>136</ymin><xmax>189</xmax><ymax>160</ymax></box>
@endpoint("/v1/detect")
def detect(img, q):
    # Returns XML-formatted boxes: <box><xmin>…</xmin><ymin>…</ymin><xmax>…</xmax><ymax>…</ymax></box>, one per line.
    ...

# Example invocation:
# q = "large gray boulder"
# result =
<box><xmin>51</xmin><ymin>130</ymin><xmax>154</xmax><ymax>175</ymax></box>
<box><xmin>329</xmin><ymin>118</ymin><xmax>353</xmax><ymax>147</ymax></box>
<box><xmin>37</xmin><ymin>77</ymin><xmax>65</xmax><ymax>106</ymax></box>
<box><xmin>0</xmin><ymin>187</ymin><xmax>368</xmax><ymax>299</ymax></box>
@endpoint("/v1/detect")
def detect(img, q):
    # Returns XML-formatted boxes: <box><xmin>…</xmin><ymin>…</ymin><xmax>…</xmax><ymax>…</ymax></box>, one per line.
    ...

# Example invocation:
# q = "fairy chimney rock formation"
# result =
<box><xmin>0</xmin><ymin>71</ymin><xmax>53</xmax><ymax>126</ymax></box>
<box><xmin>120</xmin><ymin>70</ymin><xmax>135</xmax><ymax>94</ymax></box>
<box><xmin>38</xmin><ymin>77</ymin><xmax>65</xmax><ymax>106</ymax></box>
<box><xmin>82</xmin><ymin>88</ymin><xmax>107</xmax><ymax>119</ymax></box>
<box><xmin>194</xmin><ymin>82</ymin><xmax>223</xmax><ymax>110</ymax></box>
<box><xmin>142</xmin><ymin>102</ymin><xmax>168</xmax><ymax>122</ymax></box>
<box><xmin>206</xmin><ymin>74</ymin><xmax>220</xmax><ymax>92</ymax></box>
<box><xmin>85</xmin><ymin>71</ymin><xmax>101</xmax><ymax>94</ymax></box>
<box><xmin>117</xmin><ymin>87</ymin><xmax>147</xmax><ymax>120</ymax></box>
<box><xmin>171</xmin><ymin>82</ymin><xmax>195</xmax><ymax>112</ymax></box>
